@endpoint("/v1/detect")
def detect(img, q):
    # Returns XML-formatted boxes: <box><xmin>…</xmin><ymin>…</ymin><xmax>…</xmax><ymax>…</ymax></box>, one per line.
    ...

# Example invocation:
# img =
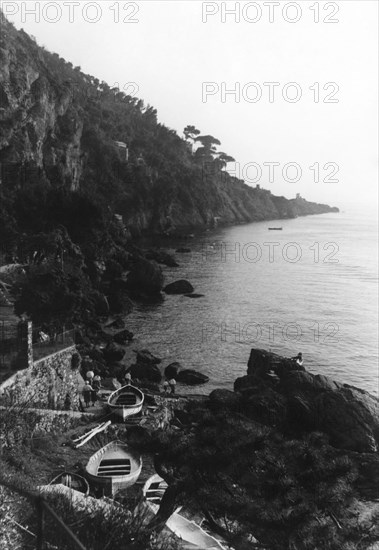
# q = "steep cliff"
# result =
<box><xmin>0</xmin><ymin>14</ymin><xmax>338</xmax><ymax>237</ymax></box>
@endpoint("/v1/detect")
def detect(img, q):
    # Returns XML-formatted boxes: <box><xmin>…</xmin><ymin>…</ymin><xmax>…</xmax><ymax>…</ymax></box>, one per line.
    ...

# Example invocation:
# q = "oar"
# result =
<box><xmin>75</xmin><ymin>421</ymin><xmax>111</xmax><ymax>448</ymax></box>
<box><xmin>72</xmin><ymin>422</ymin><xmax>107</xmax><ymax>443</ymax></box>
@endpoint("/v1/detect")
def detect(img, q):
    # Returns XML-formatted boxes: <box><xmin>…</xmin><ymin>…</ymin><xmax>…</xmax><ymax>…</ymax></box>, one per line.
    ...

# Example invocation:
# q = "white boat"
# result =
<box><xmin>107</xmin><ymin>385</ymin><xmax>144</xmax><ymax>421</ymax></box>
<box><xmin>85</xmin><ymin>441</ymin><xmax>142</xmax><ymax>496</ymax></box>
<box><xmin>143</xmin><ymin>475</ymin><xmax>226</xmax><ymax>549</ymax></box>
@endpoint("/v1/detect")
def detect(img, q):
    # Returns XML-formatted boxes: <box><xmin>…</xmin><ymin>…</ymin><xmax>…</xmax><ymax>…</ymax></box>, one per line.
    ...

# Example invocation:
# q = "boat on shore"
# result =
<box><xmin>268</xmin><ymin>227</ymin><xmax>283</xmax><ymax>230</ymax></box>
<box><xmin>49</xmin><ymin>472</ymin><xmax>90</xmax><ymax>496</ymax></box>
<box><xmin>144</xmin><ymin>474</ymin><xmax>171</xmax><ymax>510</ymax></box>
<box><xmin>143</xmin><ymin>474</ymin><xmax>226</xmax><ymax>549</ymax></box>
<box><xmin>85</xmin><ymin>440</ymin><xmax>142</xmax><ymax>496</ymax></box>
<box><xmin>107</xmin><ymin>385</ymin><xmax>144</xmax><ymax>421</ymax></box>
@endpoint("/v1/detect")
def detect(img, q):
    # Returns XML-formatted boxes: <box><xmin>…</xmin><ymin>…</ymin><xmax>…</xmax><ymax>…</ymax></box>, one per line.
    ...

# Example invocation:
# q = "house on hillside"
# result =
<box><xmin>114</xmin><ymin>141</ymin><xmax>129</xmax><ymax>162</ymax></box>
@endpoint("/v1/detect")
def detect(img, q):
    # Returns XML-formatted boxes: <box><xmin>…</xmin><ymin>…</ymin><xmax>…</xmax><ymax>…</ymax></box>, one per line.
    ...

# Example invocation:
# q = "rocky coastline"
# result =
<box><xmin>1</xmin><ymin>233</ymin><xmax>379</xmax><ymax>549</ymax></box>
<box><xmin>1</xmin><ymin>14</ymin><xmax>377</xmax><ymax>549</ymax></box>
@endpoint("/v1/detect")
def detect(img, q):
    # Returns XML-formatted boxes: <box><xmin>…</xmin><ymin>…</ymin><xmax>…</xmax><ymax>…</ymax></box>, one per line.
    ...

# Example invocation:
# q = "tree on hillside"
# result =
<box><xmin>195</xmin><ymin>135</ymin><xmax>221</xmax><ymax>149</ymax></box>
<box><xmin>194</xmin><ymin>135</ymin><xmax>221</xmax><ymax>163</ymax></box>
<box><xmin>183</xmin><ymin>125</ymin><xmax>201</xmax><ymax>149</ymax></box>
<box><xmin>215</xmin><ymin>152</ymin><xmax>236</xmax><ymax>174</ymax></box>
<box><xmin>217</xmin><ymin>152</ymin><xmax>235</xmax><ymax>167</ymax></box>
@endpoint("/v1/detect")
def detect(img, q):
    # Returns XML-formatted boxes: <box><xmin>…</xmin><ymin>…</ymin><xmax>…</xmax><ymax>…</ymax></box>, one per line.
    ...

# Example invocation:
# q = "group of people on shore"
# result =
<box><xmin>82</xmin><ymin>370</ymin><xmax>102</xmax><ymax>408</ymax></box>
<box><xmin>82</xmin><ymin>368</ymin><xmax>178</xmax><ymax>408</ymax></box>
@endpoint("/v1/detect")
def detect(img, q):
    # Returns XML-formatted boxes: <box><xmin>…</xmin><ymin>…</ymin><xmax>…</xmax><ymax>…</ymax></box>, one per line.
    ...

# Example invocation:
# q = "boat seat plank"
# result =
<box><xmin>98</xmin><ymin>464</ymin><xmax>131</xmax><ymax>472</ymax></box>
<box><xmin>100</xmin><ymin>459</ymin><xmax>131</xmax><ymax>466</ymax></box>
<box><xmin>148</xmin><ymin>482</ymin><xmax>162</xmax><ymax>490</ymax></box>
<box><xmin>115</xmin><ymin>395</ymin><xmax>138</xmax><ymax>405</ymax></box>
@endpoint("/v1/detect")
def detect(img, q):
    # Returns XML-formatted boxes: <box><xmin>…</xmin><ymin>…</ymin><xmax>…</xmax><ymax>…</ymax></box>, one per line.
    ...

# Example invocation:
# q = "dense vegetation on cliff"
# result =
<box><xmin>0</xmin><ymin>12</ymin><xmax>337</xmax><ymax>326</ymax></box>
<box><xmin>0</xmin><ymin>12</ymin><xmax>337</xmax><ymax>240</ymax></box>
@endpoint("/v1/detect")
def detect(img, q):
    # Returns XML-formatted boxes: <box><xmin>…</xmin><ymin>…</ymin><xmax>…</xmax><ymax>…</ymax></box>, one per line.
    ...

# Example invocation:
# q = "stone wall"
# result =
<box><xmin>30</xmin><ymin>408</ymin><xmax>88</xmax><ymax>434</ymax></box>
<box><xmin>1</xmin><ymin>346</ymin><xmax>81</xmax><ymax>411</ymax></box>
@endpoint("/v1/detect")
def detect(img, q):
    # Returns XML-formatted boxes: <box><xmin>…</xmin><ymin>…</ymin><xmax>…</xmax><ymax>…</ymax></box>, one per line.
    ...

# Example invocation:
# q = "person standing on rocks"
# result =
<box><xmin>168</xmin><ymin>378</ymin><xmax>176</xmax><ymax>394</ymax></box>
<box><xmin>163</xmin><ymin>380</ymin><xmax>169</xmax><ymax>393</ymax></box>
<box><xmin>91</xmin><ymin>386</ymin><xmax>98</xmax><ymax>407</ymax></box>
<box><xmin>93</xmin><ymin>374</ymin><xmax>101</xmax><ymax>391</ymax></box>
<box><xmin>86</xmin><ymin>370</ymin><xmax>94</xmax><ymax>383</ymax></box>
<box><xmin>293</xmin><ymin>352</ymin><xmax>303</xmax><ymax>367</ymax></box>
<box><xmin>82</xmin><ymin>381</ymin><xmax>92</xmax><ymax>408</ymax></box>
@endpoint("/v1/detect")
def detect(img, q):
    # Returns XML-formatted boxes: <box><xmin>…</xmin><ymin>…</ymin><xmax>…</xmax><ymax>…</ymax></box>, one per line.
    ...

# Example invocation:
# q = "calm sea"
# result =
<box><xmin>125</xmin><ymin>209</ymin><xmax>379</xmax><ymax>396</ymax></box>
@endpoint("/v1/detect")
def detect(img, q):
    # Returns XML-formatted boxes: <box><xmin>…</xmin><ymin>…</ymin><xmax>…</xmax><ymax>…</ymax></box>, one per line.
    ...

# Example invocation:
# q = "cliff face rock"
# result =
<box><xmin>0</xmin><ymin>14</ymin><xmax>339</xmax><ymax>236</ymax></box>
<box><xmin>0</xmin><ymin>19</ymin><xmax>83</xmax><ymax>189</ymax></box>
<box><xmin>236</xmin><ymin>348</ymin><xmax>379</xmax><ymax>453</ymax></box>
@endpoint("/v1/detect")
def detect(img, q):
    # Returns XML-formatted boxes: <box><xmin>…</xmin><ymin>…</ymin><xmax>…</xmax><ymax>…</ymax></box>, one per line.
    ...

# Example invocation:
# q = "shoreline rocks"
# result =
<box><xmin>177</xmin><ymin>369</ymin><xmax>209</xmax><ymax>385</ymax></box>
<box><xmin>235</xmin><ymin>348</ymin><xmax>379</xmax><ymax>453</ymax></box>
<box><xmin>163</xmin><ymin>280</ymin><xmax>194</xmax><ymax>295</ymax></box>
<box><xmin>126</xmin><ymin>258</ymin><xmax>164</xmax><ymax>296</ymax></box>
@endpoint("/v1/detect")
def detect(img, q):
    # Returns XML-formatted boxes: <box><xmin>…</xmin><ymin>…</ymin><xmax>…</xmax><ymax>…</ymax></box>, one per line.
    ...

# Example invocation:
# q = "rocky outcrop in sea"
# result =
<box><xmin>234</xmin><ymin>348</ymin><xmax>379</xmax><ymax>453</ymax></box>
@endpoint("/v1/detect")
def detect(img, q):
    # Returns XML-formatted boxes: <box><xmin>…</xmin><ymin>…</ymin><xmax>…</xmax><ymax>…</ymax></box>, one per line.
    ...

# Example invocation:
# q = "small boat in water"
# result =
<box><xmin>49</xmin><ymin>472</ymin><xmax>90</xmax><ymax>496</ymax></box>
<box><xmin>143</xmin><ymin>475</ymin><xmax>226</xmax><ymax>549</ymax></box>
<box><xmin>107</xmin><ymin>385</ymin><xmax>144</xmax><ymax>421</ymax></box>
<box><xmin>268</xmin><ymin>227</ymin><xmax>283</xmax><ymax>230</ymax></box>
<box><xmin>85</xmin><ymin>441</ymin><xmax>142</xmax><ymax>496</ymax></box>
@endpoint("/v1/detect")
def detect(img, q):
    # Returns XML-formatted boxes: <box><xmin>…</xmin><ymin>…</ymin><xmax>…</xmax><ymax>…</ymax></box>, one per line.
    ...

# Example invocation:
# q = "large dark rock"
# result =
<box><xmin>165</xmin><ymin>362</ymin><xmax>182</xmax><ymax>379</ymax></box>
<box><xmin>136</xmin><ymin>350</ymin><xmax>161</xmax><ymax>365</ymax></box>
<box><xmin>247</xmin><ymin>348</ymin><xmax>280</xmax><ymax>377</ymax></box>
<box><xmin>287</xmin><ymin>395</ymin><xmax>318</xmax><ymax>431</ymax></box>
<box><xmin>164</xmin><ymin>280</ymin><xmax>194</xmax><ymax>295</ymax></box>
<box><xmin>145</xmin><ymin>249</ymin><xmax>179</xmax><ymax>268</ymax></box>
<box><xmin>113</xmin><ymin>329</ymin><xmax>134</xmax><ymax>345</ymax></box>
<box><xmin>280</xmin><ymin>371</ymin><xmax>340</xmax><ymax>395</ymax></box>
<box><xmin>126</xmin><ymin>258</ymin><xmax>164</xmax><ymax>295</ymax></box>
<box><xmin>242</xmin><ymin>388</ymin><xmax>288</xmax><ymax>428</ymax></box>
<box><xmin>314</xmin><ymin>388</ymin><xmax>379</xmax><ymax>452</ymax></box>
<box><xmin>103</xmin><ymin>342</ymin><xmax>125</xmax><ymax>362</ymax></box>
<box><xmin>240</xmin><ymin>348</ymin><xmax>379</xmax><ymax>453</ymax></box>
<box><xmin>247</xmin><ymin>348</ymin><xmax>298</xmax><ymax>378</ymax></box>
<box><xmin>128</xmin><ymin>363</ymin><xmax>162</xmax><ymax>383</ymax></box>
<box><xmin>177</xmin><ymin>369</ymin><xmax>209</xmax><ymax>385</ymax></box>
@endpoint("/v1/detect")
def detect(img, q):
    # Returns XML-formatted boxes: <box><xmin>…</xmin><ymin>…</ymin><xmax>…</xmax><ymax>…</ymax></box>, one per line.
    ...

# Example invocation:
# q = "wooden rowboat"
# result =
<box><xmin>50</xmin><ymin>472</ymin><xmax>90</xmax><ymax>497</ymax></box>
<box><xmin>143</xmin><ymin>473</ymin><xmax>169</xmax><ymax>510</ymax></box>
<box><xmin>143</xmin><ymin>475</ymin><xmax>226</xmax><ymax>549</ymax></box>
<box><xmin>107</xmin><ymin>385</ymin><xmax>144</xmax><ymax>421</ymax></box>
<box><xmin>85</xmin><ymin>441</ymin><xmax>142</xmax><ymax>496</ymax></box>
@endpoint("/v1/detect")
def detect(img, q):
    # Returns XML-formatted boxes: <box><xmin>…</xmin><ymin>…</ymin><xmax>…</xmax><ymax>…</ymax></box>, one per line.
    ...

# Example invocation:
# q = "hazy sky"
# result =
<box><xmin>3</xmin><ymin>0</ymin><xmax>378</xmax><ymax>210</ymax></box>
